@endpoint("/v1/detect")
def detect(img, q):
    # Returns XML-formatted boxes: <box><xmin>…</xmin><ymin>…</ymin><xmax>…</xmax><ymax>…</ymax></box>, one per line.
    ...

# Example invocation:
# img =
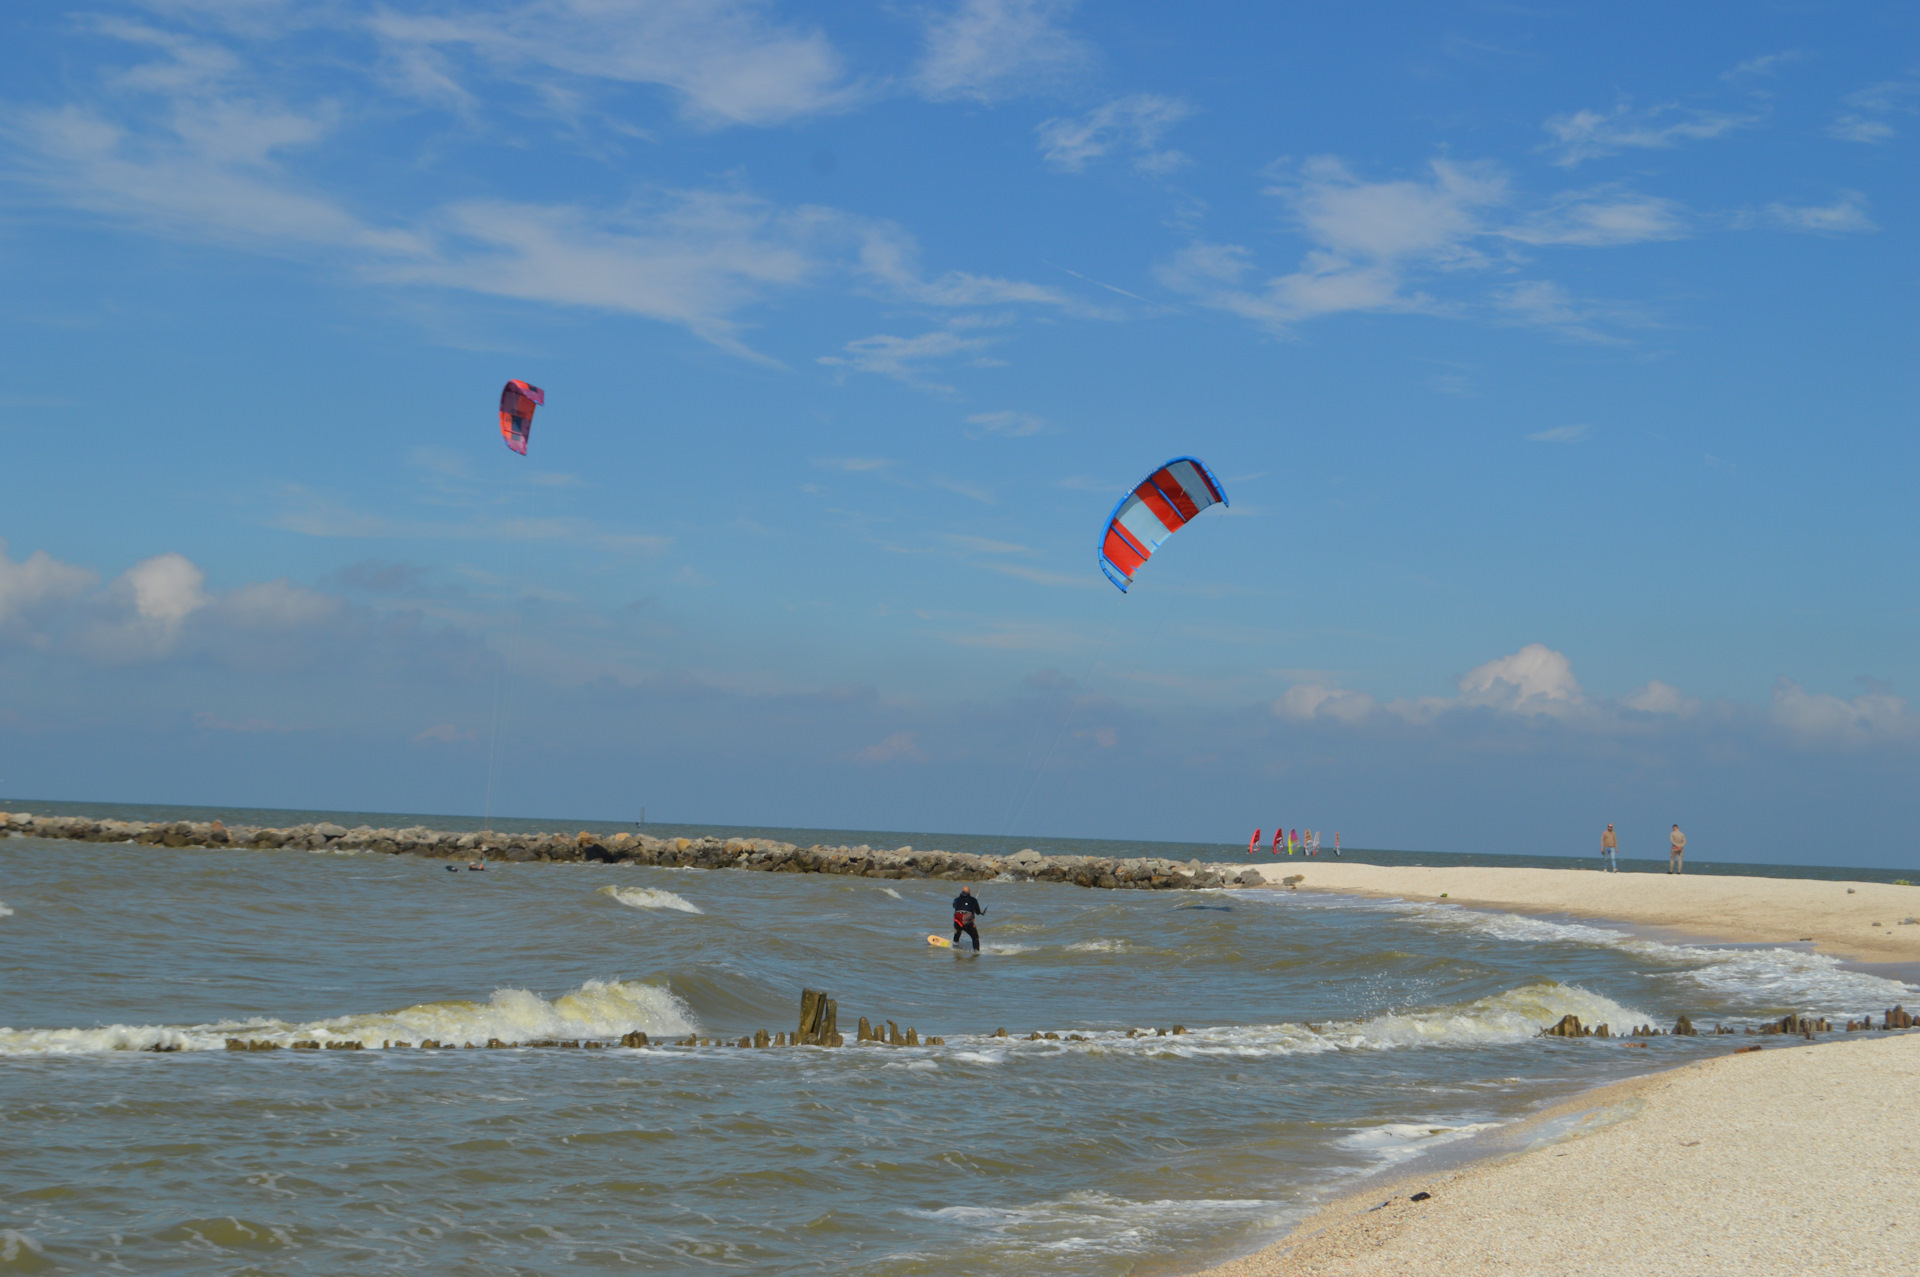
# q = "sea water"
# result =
<box><xmin>1</xmin><ymin>807</ymin><xmax>1914</xmax><ymax>1274</ymax></box>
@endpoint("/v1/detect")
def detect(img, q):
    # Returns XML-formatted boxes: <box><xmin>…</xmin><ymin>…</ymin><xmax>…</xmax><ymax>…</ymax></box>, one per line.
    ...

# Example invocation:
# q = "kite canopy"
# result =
<box><xmin>499</xmin><ymin>380</ymin><xmax>545</xmax><ymax>455</ymax></box>
<box><xmin>1098</xmin><ymin>457</ymin><xmax>1228</xmax><ymax>592</ymax></box>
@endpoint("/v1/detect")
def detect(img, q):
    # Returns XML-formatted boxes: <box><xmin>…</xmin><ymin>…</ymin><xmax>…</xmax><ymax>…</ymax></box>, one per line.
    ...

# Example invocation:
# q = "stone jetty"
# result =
<box><xmin>0</xmin><ymin>810</ymin><xmax>1256</xmax><ymax>892</ymax></box>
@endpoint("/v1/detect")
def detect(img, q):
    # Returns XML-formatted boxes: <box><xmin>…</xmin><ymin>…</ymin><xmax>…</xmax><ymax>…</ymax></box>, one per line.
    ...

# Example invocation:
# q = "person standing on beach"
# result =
<box><xmin>952</xmin><ymin>886</ymin><xmax>985</xmax><ymax>951</ymax></box>
<box><xmin>1601</xmin><ymin>823</ymin><xmax>1618</xmax><ymax>873</ymax></box>
<box><xmin>1668</xmin><ymin>825</ymin><xmax>1686</xmax><ymax>874</ymax></box>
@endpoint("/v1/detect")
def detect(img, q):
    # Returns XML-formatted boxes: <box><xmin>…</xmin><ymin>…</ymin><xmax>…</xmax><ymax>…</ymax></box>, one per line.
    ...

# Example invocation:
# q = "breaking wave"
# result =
<box><xmin>0</xmin><ymin>899</ymin><xmax>12</xmax><ymax>919</ymax></box>
<box><xmin>0</xmin><ymin>978</ymin><xmax>697</xmax><ymax>1055</ymax></box>
<box><xmin>1337</xmin><ymin>1121</ymin><xmax>1502</xmax><ymax>1166</ymax></box>
<box><xmin>597</xmin><ymin>885</ymin><xmax>703</xmax><ymax>913</ymax></box>
<box><xmin>905</xmin><ymin>982</ymin><xmax>1646</xmax><ymax>1061</ymax></box>
<box><xmin>1388</xmin><ymin>902</ymin><xmax>1916</xmax><ymax>1013</ymax></box>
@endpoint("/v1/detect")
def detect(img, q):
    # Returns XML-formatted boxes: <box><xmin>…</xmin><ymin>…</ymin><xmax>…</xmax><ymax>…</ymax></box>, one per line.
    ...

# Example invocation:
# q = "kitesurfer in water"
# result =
<box><xmin>952</xmin><ymin>887</ymin><xmax>985</xmax><ymax>951</ymax></box>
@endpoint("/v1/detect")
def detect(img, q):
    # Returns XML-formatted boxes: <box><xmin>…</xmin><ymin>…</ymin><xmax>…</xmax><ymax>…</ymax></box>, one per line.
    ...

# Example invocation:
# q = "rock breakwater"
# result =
<box><xmin>0</xmin><ymin>811</ymin><xmax>1256</xmax><ymax>892</ymax></box>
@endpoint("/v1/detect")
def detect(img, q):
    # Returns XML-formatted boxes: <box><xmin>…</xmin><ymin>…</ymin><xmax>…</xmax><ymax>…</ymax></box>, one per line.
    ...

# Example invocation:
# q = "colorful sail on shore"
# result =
<box><xmin>1097</xmin><ymin>457</ymin><xmax>1228</xmax><ymax>592</ymax></box>
<box><xmin>499</xmin><ymin>380</ymin><xmax>545</xmax><ymax>455</ymax></box>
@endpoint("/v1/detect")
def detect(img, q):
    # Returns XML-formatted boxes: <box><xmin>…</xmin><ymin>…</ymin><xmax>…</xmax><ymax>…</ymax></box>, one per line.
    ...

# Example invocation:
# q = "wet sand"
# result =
<box><xmin>1197</xmin><ymin>1031</ymin><xmax>1920</xmax><ymax>1276</ymax></box>
<box><xmin>1254</xmin><ymin>862</ymin><xmax>1920</xmax><ymax>963</ymax></box>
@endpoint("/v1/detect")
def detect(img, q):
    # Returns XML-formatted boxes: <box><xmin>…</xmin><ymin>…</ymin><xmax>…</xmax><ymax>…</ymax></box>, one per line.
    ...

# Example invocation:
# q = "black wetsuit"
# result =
<box><xmin>951</xmin><ymin>892</ymin><xmax>984</xmax><ymax>951</ymax></box>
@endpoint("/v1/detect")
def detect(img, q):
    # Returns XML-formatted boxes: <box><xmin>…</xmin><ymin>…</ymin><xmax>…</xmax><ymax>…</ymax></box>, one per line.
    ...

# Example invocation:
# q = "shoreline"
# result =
<box><xmin>1194</xmin><ymin>1030</ymin><xmax>1920</xmax><ymax>1275</ymax></box>
<box><xmin>1257</xmin><ymin>861</ymin><xmax>1920</xmax><ymax>964</ymax></box>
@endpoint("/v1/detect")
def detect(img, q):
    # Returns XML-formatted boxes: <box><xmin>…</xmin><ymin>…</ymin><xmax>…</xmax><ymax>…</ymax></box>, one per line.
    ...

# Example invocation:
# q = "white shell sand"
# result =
<box><xmin>1201</xmin><ymin>1031</ymin><xmax>1920</xmax><ymax>1276</ymax></box>
<box><xmin>1254</xmin><ymin>863</ymin><xmax>1920</xmax><ymax>963</ymax></box>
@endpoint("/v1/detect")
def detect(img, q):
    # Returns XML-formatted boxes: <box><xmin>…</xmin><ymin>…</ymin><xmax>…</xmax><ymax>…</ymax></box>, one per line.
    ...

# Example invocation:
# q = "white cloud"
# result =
<box><xmin>1158</xmin><ymin>157</ymin><xmax>1674</xmax><ymax>336</ymax></box>
<box><xmin>4</xmin><ymin>20</ymin><xmax>1068</xmax><ymax>362</ymax></box>
<box><xmin>852</xmin><ymin>226</ymin><xmax>1076</xmax><ymax>310</ymax></box>
<box><xmin>1493</xmin><ymin>280</ymin><xmax>1631</xmax><ymax>343</ymax></box>
<box><xmin>121</xmin><ymin>553</ymin><xmax>209</xmax><ymax>628</ymax></box>
<box><xmin>916</xmin><ymin>0</ymin><xmax>1088</xmax><ymax>102</ymax></box>
<box><xmin>852</xmin><ymin>730</ymin><xmax>926</xmax><ymax>763</ymax></box>
<box><xmin>965</xmin><ymin>410</ymin><xmax>1048</xmax><ymax>437</ymax></box>
<box><xmin>1623</xmin><ymin>680</ymin><xmax>1690</xmax><ymax>714</ymax></box>
<box><xmin>1285</xmin><ymin>156</ymin><xmax>1505</xmax><ymax>263</ymax></box>
<box><xmin>1037</xmin><ymin>94</ymin><xmax>1192</xmax><ymax>173</ymax></box>
<box><xmin>812</xmin><ymin>457</ymin><xmax>895</xmax><ymax>472</ymax></box>
<box><xmin>1455</xmin><ymin>643</ymin><xmax>1584</xmax><ymax>714</ymax></box>
<box><xmin>1722</xmin><ymin>51</ymin><xmax>1802</xmax><ymax>82</ymax></box>
<box><xmin>1761</xmin><ymin>192</ymin><xmax>1876</xmax><ymax>234</ymax></box>
<box><xmin>1828</xmin><ymin>78</ymin><xmax>1919</xmax><ymax>143</ymax></box>
<box><xmin>394</xmin><ymin>193</ymin><xmax>834</xmax><ymax>359</ymax></box>
<box><xmin>1273</xmin><ymin>683</ymin><xmax>1377</xmax><ymax>725</ymax></box>
<box><xmin>1527</xmin><ymin>424</ymin><xmax>1589</xmax><ymax>443</ymax></box>
<box><xmin>218</xmin><ymin>579</ymin><xmax>341</xmax><ymax>630</ymax></box>
<box><xmin>1542</xmin><ymin>100</ymin><xmax>1759</xmax><ymax>166</ymax></box>
<box><xmin>817</xmin><ymin>329</ymin><xmax>999</xmax><ymax>391</ymax></box>
<box><xmin>930</xmin><ymin>475</ymin><xmax>995</xmax><ymax>504</ymax></box>
<box><xmin>368</xmin><ymin>0</ymin><xmax>855</xmax><ymax>127</ymax></box>
<box><xmin>0</xmin><ymin>542</ymin><xmax>97</xmax><ymax>627</ymax></box>
<box><xmin>1509</xmin><ymin>194</ymin><xmax>1688</xmax><ymax>247</ymax></box>
<box><xmin>1827</xmin><ymin>116</ymin><xmax>1896</xmax><ymax>143</ymax></box>
<box><xmin>1770</xmin><ymin>678</ymin><xmax>1914</xmax><ymax>745</ymax></box>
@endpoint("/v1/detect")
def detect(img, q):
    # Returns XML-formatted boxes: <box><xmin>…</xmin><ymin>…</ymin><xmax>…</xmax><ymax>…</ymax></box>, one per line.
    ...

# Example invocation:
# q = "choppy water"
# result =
<box><xmin>2</xmin><ymin>809</ymin><xmax>1915</xmax><ymax>1274</ymax></box>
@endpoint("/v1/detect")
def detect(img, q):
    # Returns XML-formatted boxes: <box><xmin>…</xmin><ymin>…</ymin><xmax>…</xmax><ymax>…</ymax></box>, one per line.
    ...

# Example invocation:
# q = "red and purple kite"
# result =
<box><xmin>499</xmin><ymin>380</ymin><xmax>545</xmax><ymax>455</ymax></box>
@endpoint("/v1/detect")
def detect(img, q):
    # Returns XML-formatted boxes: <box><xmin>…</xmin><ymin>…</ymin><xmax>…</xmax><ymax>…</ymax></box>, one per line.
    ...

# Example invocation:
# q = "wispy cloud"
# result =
<box><xmin>1037</xmin><ymin>94</ymin><xmax>1192</xmax><ymax>173</ymax></box>
<box><xmin>369</xmin><ymin>0</ymin><xmax>858</xmax><ymax>128</ymax></box>
<box><xmin>930</xmin><ymin>475</ymin><xmax>995</xmax><ymax>504</ymax></box>
<box><xmin>1721</xmin><ymin>51</ymin><xmax>1803</xmax><ymax>83</ymax></box>
<box><xmin>1828</xmin><ymin>77</ymin><xmax>1919</xmax><ymax>143</ymax></box>
<box><xmin>1527</xmin><ymin>423</ymin><xmax>1589</xmax><ymax>443</ymax></box>
<box><xmin>965</xmin><ymin>410</ymin><xmax>1049</xmax><ymax>437</ymax></box>
<box><xmin>916</xmin><ymin>0</ymin><xmax>1089</xmax><ymax>102</ymax></box>
<box><xmin>2</xmin><ymin>16</ymin><xmax>1075</xmax><ymax>363</ymax></box>
<box><xmin>851</xmin><ymin>730</ymin><xmax>926</xmax><ymax>762</ymax></box>
<box><xmin>1759</xmin><ymin>192</ymin><xmax>1876</xmax><ymax>234</ymax></box>
<box><xmin>816</xmin><ymin>329</ymin><xmax>1000</xmax><ymax>391</ymax></box>
<box><xmin>811</xmin><ymin>457</ymin><xmax>896</xmax><ymax>473</ymax></box>
<box><xmin>1157</xmin><ymin>157</ymin><xmax>1673</xmax><ymax>337</ymax></box>
<box><xmin>1542</xmin><ymin>99</ymin><xmax>1761</xmax><ymax>166</ymax></box>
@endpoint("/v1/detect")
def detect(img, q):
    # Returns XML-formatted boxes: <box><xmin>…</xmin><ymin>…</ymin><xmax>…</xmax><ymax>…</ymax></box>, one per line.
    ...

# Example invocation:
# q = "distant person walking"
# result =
<box><xmin>1668</xmin><ymin>825</ymin><xmax>1686</xmax><ymax>874</ymax></box>
<box><xmin>1601</xmin><ymin>823</ymin><xmax>1618</xmax><ymax>873</ymax></box>
<box><xmin>952</xmin><ymin>886</ymin><xmax>985</xmax><ymax>951</ymax></box>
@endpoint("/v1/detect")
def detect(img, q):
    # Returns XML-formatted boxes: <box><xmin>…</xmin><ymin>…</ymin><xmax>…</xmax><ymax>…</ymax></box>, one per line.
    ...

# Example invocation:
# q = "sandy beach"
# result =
<box><xmin>1197</xmin><ymin>1031</ymin><xmax>1920</xmax><ymax>1276</ymax></box>
<box><xmin>1255</xmin><ymin>862</ymin><xmax>1920</xmax><ymax>964</ymax></box>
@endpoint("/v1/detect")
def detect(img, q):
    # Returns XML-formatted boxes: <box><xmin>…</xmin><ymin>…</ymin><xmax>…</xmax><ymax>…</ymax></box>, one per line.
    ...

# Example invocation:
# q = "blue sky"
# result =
<box><xmin>2</xmin><ymin>1</ymin><xmax>1917</xmax><ymax>864</ymax></box>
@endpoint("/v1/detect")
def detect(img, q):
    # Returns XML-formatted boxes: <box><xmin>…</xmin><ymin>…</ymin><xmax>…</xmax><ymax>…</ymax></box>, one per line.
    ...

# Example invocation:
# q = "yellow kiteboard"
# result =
<box><xmin>927</xmin><ymin>934</ymin><xmax>953</xmax><ymax>948</ymax></box>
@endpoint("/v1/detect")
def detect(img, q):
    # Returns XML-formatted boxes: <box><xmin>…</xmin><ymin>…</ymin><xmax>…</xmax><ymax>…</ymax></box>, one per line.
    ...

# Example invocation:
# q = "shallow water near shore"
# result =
<box><xmin>2</xmin><ymin>810</ymin><xmax>1916</xmax><ymax>1274</ymax></box>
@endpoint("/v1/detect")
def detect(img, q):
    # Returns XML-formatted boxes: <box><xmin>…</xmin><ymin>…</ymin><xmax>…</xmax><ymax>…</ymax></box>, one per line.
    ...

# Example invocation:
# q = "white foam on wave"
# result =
<box><xmin>927</xmin><ymin>982</ymin><xmax>1645</xmax><ymax>1061</ymax></box>
<box><xmin>596</xmin><ymin>885</ymin><xmax>703</xmax><ymax>913</ymax></box>
<box><xmin>908</xmin><ymin>1192</ymin><xmax>1280</xmax><ymax>1257</ymax></box>
<box><xmin>1067</xmin><ymin>939</ymin><xmax>1126</xmax><ymax>952</ymax></box>
<box><xmin>0</xmin><ymin>899</ymin><xmax>12</xmax><ymax>919</ymax></box>
<box><xmin>982</xmin><ymin>942</ymin><xmax>1034</xmax><ymax>955</ymax></box>
<box><xmin>1336</xmin><ymin>982</ymin><xmax>1645</xmax><ymax>1050</ymax></box>
<box><xmin>1337</xmin><ymin>1121</ymin><xmax>1501</xmax><ymax>1167</ymax></box>
<box><xmin>0</xmin><ymin>978</ymin><xmax>697</xmax><ymax>1055</ymax></box>
<box><xmin>881</xmin><ymin>887</ymin><xmax>904</xmax><ymax>899</ymax></box>
<box><xmin>1387</xmin><ymin>901</ymin><xmax>1917</xmax><ymax>1013</ymax></box>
